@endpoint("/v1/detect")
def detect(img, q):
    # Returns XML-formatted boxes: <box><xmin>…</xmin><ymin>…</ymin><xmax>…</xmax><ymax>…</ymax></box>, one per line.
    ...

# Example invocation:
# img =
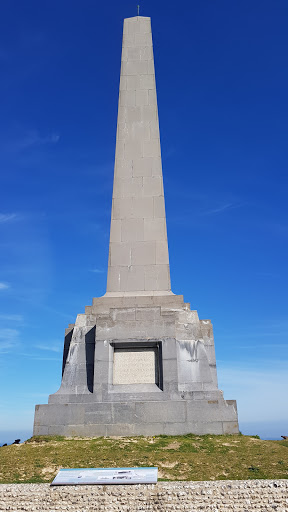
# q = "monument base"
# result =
<box><xmin>34</xmin><ymin>398</ymin><xmax>238</xmax><ymax>437</ymax></box>
<box><xmin>34</xmin><ymin>294</ymin><xmax>239</xmax><ymax>437</ymax></box>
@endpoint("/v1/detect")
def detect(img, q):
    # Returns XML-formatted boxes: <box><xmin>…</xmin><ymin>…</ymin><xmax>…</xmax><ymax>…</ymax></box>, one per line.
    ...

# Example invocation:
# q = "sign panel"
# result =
<box><xmin>51</xmin><ymin>467</ymin><xmax>158</xmax><ymax>486</ymax></box>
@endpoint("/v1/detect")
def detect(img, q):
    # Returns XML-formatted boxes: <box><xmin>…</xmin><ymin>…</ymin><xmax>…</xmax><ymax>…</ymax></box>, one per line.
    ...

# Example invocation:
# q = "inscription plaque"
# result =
<box><xmin>113</xmin><ymin>348</ymin><xmax>157</xmax><ymax>385</ymax></box>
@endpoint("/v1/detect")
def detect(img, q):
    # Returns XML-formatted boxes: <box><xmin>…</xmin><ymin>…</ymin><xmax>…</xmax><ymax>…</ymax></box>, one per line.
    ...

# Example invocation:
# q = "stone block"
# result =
<box><xmin>131</xmin><ymin>241</ymin><xmax>155</xmax><ymax>265</ymax></box>
<box><xmin>148</xmin><ymin>59</ymin><xmax>155</xmax><ymax>74</ymax></box>
<box><xmin>112</xmin><ymin>197</ymin><xmax>133</xmax><ymax>219</ymax></box>
<box><xmin>132</xmin><ymin>196</ymin><xmax>154</xmax><ymax>218</ymax></box>
<box><xmin>162</xmin><ymin>359</ymin><xmax>178</xmax><ymax>384</ymax></box>
<box><xmin>109</xmin><ymin>219</ymin><xmax>121</xmax><ymax>243</ymax></box>
<box><xmin>85</xmin><ymin>404</ymin><xmax>112</xmax><ymax>424</ymax></box>
<box><xmin>122</xmin><ymin>60</ymin><xmax>148</xmax><ymax>76</ymax></box>
<box><xmin>132</xmin><ymin>156</ymin><xmax>153</xmax><ymax>177</ymax></box>
<box><xmin>124</xmin><ymin>18</ymin><xmax>141</xmax><ymax>36</ymax></box>
<box><xmin>136</xmin><ymin>89</ymin><xmax>148</xmax><ymax>106</ymax></box>
<box><xmin>148</xmin><ymin>89</ymin><xmax>157</xmax><ymax>106</ymax></box>
<box><xmin>222</xmin><ymin>421</ymin><xmax>239</xmax><ymax>434</ymax></box>
<box><xmin>142</xmin><ymin>105</ymin><xmax>157</xmax><ymax>122</ymax></box>
<box><xmin>153</xmin><ymin>197</ymin><xmax>165</xmax><ymax>218</ymax></box>
<box><xmin>106</xmin><ymin>423</ymin><xmax>136</xmax><ymax>436</ymax></box>
<box><xmin>111</xmin><ymin>308</ymin><xmax>136</xmax><ymax>321</ymax></box>
<box><xmin>151</xmin><ymin>156</ymin><xmax>162</xmax><ymax>176</ymax></box>
<box><xmin>111</xmin><ymin>402</ymin><xmax>137</xmax><ymax>423</ymax></box>
<box><xmin>94</xmin><ymin>340</ymin><xmax>110</xmax><ymax>361</ymax></box>
<box><xmin>144</xmin><ymin>264</ymin><xmax>170</xmax><ymax>291</ymax></box>
<box><xmin>75</xmin><ymin>423</ymin><xmax>107</xmax><ymax>437</ymax></box>
<box><xmin>119</xmin><ymin>75</ymin><xmax>126</xmax><ymax>90</ymax></box>
<box><xmin>143</xmin><ymin>139</ymin><xmax>161</xmax><ymax>158</ymax></box>
<box><xmin>120</xmin><ymin>90</ymin><xmax>136</xmax><ymax>107</ymax></box>
<box><xmin>137</xmin><ymin>423</ymin><xmax>164</xmax><ymax>435</ymax></box>
<box><xmin>163</xmin><ymin>422</ymin><xmax>192</xmax><ymax>435</ymax></box>
<box><xmin>34</xmin><ymin>404</ymin><xmax>85</xmax><ymax>426</ymax></box>
<box><xmin>114</xmin><ymin>157</ymin><xmax>133</xmax><ymax>178</ymax></box>
<box><xmin>139</xmin><ymin>75</ymin><xmax>155</xmax><ymax>90</ymax></box>
<box><xmin>130</xmin><ymin>121</ymin><xmax>150</xmax><ymax>141</ymax></box>
<box><xmin>156</xmin><ymin>241</ymin><xmax>169</xmax><ymax>264</ymax></box>
<box><xmin>187</xmin><ymin>401</ymin><xmax>237</xmax><ymax>423</ymax></box>
<box><xmin>127</xmin><ymin>75</ymin><xmax>140</xmax><ymax>90</ymax></box>
<box><xmin>121</xmin><ymin>219</ymin><xmax>144</xmax><ymax>242</ymax></box>
<box><xmin>143</xmin><ymin>176</ymin><xmax>162</xmax><ymax>196</ymax></box>
<box><xmin>126</xmin><ymin>106</ymin><xmax>142</xmax><ymax>122</ymax></box>
<box><xmin>135</xmin><ymin>306</ymin><xmax>160</xmax><ymax>321</ymax></box>
<box><xmin>187</xmin><ymin>421</ymin><xmax>224</xmax><ymax>435</ymax></box>
<box><xmin>134</xmin><ymin>32</ymin><xmax>152</xmax><ymax>47</ymax></box>
<box><xmin>106</xmin><ymin>266</ymin><xmax>121</xmax><ymax>292</ymax></box>
<box><xmin>162</xmin><ymin>338</ymin><xmax>177</xmax><ymax>360</ymax></box>
<box><xmin>115</xmin><ymin>139</ymin><xmax>124</xmax><ymax>159</ymax></box>
<box><xmin>135</xmin><ymin>401</ymin><xmax>186</xmax><ymax>423</ymax></box>
<box><xmin>33</xmin><ymin>425</ymin><xmax>49</xmax><ymax>435</ymax></box>
<box><xmin>120</xmin><ymin>266</ymin><xmax>145</xmax><ymax>292</ymax></box>
<box><xmin>124</xmin><ymin>139</ymin><xmax>142</xmax><ymax>160</ymax></box>
<box><xmin>48</xmin><ymin>425</ymin><xmax>65</xmax><ymax>436</ymax></box>
<box><xmin>127</xmin><ymin>46</ymin><xmax>141</xmax><ymax>61</ymax></box>
<box><xmin>140</xmin><ymin>47</ymin><xmax>153</xmax><ymax>61</ymax></box>
<box><xmin>144</xmin><ymin>218</ymin><xmax>167</xmax><ymax>241</ymax></box>
<box><xmin>150</xmin><ymin>119</ymin><xmax>160</xmax><ymax>140</ymax></box>
<box><xmin>110</xmin><ymin>242</ymin><xmax>131</xmax><ymax>266</ymax></box>
<box><xmin>139</xmin><ymin>18</ymin><xmax>151</xmax><ymax>35</ymax></box>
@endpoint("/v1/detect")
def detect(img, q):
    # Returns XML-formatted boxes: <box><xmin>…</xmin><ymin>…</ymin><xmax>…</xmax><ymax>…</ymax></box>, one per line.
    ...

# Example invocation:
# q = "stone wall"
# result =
<box><xmin>0</xmin><ymin>480</ymin><xmax>287</xmax><ymax>511</ymax></box>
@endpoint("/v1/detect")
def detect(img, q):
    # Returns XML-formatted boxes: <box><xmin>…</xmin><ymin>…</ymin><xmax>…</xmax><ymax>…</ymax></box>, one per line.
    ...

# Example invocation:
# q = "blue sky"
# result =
<box><xmin>0</xmin><ymin>0</ymin><xmax>287</xmax><ymax>443</ymax></box>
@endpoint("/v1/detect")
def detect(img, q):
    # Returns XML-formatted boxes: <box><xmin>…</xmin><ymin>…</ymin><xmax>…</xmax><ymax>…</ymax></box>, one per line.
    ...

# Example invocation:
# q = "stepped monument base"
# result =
<box><xmin>34</xmin><ymin>294</ymin><xmax>238</xmax><ymax>436</ymax></box>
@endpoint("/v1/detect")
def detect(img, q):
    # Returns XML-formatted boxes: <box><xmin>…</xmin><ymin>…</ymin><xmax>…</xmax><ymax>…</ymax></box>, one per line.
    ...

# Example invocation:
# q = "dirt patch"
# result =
<box><xmin>160</xmin><ymin>461</ymin><xmax>178</xmax><ymax>468</ymax></box>
<box><xmin>163</xmin><ymin>441</ymin><xmax>181</xmax><ymax>450</ymax></box>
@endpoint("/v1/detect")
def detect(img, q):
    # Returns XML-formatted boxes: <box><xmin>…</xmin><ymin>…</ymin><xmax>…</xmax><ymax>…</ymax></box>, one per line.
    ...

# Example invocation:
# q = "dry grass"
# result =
<box><xmin>0</xmin><ymin>434</ymin><xmax>287</xmax><ymax>483</ymax></box>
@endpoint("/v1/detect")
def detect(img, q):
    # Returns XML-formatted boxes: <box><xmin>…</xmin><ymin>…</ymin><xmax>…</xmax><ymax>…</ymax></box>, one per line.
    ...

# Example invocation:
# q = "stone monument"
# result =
<box><xmin>34</xmin><ymin>15</ymin><xmax>239</xmax><ymax>436</ymax></box>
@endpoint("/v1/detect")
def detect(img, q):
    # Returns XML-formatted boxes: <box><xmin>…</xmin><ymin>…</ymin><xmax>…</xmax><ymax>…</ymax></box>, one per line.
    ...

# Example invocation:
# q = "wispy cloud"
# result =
<box><xmin>89</xmin><ymin>268</ymin><xmax>105</xmax><ymax>274</ymax></box>
<box><xmin>16</xmin><ymin>130</ymin><xmax>60</xmax><ymax>151</ymax></box>
<box><xmin>199</xmin><ymin>203</ymin><xmax>242</xmax><ymax>216</ymax></box>
<box><xmin>0</xmin><ymin>328</ymin><xmax>19</xmax><ymax>352</ymax></box>
<box><xmin>34</xmin><ymin>344</ymin><xmax>62</xmax><ymax>353</ymax></box>
<box><xmin>2</xmin><ymin>129</ymin><xmax>60</xmax><ymax>154</ymax></box>
<box><xmin>0</xmin><ymin>314</ymin><xmax>23</xmax><ymax>322</ymax></box>
<box><xmin>17</xmin><ymin>352</ymin><xmax>60</xmax><ymax>361</ymax></box>
<box><xmin>0</xmin><ymin>213</ymin><xmax>17</xmax><ymax>223</ymax></box>
<box><xmin>0</xmin><ymin>282</ymin><xmax>10</xmax><ymax>290</ymax></box>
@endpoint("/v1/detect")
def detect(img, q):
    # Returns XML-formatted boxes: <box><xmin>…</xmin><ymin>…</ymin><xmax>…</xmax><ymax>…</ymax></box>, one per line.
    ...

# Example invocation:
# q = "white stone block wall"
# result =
<box><xmin>0</xmin><ymin>480</ymin><xmax>287</xmax><ymax>511</ymax></box>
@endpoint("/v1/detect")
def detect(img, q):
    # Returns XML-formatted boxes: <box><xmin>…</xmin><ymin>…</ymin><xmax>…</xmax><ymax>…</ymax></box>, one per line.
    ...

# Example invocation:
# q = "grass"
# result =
<box><xmin>0</xmin><ymin>434</ymin><xmax>287</xmax><ymax>483</ymax></box>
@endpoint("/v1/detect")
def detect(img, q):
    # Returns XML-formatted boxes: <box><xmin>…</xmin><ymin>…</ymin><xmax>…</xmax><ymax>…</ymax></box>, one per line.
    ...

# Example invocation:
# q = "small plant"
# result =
<box><xmin>248</xmin><ymin>465</ymin><xmax>259</xmax><ymax>472</ymax></box>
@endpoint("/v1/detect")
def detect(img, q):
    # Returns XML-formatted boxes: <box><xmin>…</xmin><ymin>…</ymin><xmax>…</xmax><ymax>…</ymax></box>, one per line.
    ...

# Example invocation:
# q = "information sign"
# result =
<box><xmin>51</xmin><ymin>467</ymin><xmax>158</xmax><ymax>485</ymax></box>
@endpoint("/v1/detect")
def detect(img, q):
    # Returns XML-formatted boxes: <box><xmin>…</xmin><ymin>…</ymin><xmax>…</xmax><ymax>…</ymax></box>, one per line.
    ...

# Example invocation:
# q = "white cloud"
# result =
<box><xmin>200</xmin><ymin>203</ymin><xmax>242</xmax><ymax>216</ymax></box>
<box><xmin>34</xmin><ymin>344</ymin><xmax>62</xmax><ymax>353</ymax></box>
<box><xmin>18</xmin><ymin>130</ymin><xmax>60</xmax><ymax>150</ymax></box>
<box><xmin>0</xmin><ymin>314</ymin><xmax>23</xmax><ymax>322</ymax></box>
<box><xmin>0</xmin><ymin>213</ymin><xmax>17</xmax><ymax>223</ymax></box>
<box><xmin>0</xmin><ymin>282</ymin><xmax>10</xmax><ymax>290</ymax></box>
<box><xmin>0</xmin><ymin>328</ymin><xmax>19</xmax><ymax>352</ymax></box>
<box><xmin>89</xmin><ymin>268</ymin><xmax>105</xmax><ymax>273</ymax></box>
<box><xmin>1</xmin><ymin>130</ymin><xmax>60</xmax><ymax>154</ymax></box>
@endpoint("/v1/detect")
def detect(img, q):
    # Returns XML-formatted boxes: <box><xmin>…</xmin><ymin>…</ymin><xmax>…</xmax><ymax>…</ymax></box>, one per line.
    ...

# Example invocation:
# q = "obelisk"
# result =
<box><xmin>33</xmin><ymin>16</ymin><xmax>239</xmax><ymax>437</ymax></box>
<box><xmin>107</xmin><ymin>16</ymin><xmax>170</xmax><ymax>296</ymax></box>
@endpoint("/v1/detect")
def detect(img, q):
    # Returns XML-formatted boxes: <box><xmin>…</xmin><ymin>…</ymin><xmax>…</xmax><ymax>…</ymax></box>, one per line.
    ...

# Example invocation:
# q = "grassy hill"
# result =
<box><xmin>0</xmin><ymin>434</ymin><xmax>287</xmax><ymax>483</ymax></box>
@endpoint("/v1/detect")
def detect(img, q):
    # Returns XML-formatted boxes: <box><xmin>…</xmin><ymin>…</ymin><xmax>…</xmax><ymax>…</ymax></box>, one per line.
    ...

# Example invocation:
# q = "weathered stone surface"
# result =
<box><xmin>1</xmin><ymin>481</ymin><xmax>288</xmax><ymax>512</ymax></box>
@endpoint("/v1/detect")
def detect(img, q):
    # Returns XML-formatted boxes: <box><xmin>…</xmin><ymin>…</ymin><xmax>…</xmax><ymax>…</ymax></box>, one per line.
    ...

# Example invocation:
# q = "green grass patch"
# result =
<box><xmin>0</xmin><ymin>434</ymin><xmax>287</xmax><ymax>483</ymax></box>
